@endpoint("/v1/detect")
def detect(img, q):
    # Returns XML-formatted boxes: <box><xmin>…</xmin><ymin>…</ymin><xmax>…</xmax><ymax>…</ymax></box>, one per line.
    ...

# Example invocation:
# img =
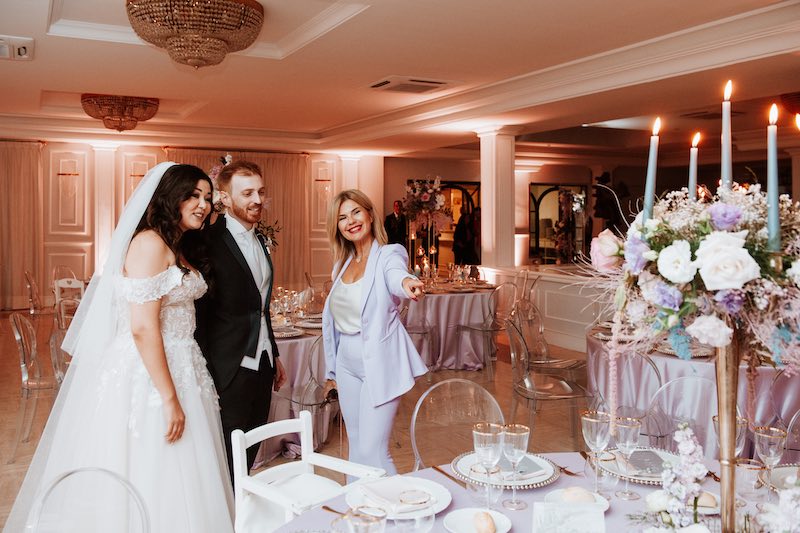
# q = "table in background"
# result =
<box><xmin>275</xmin><ymin>452</ymin><xmax>737</xmax><ymax>532</ymax></box>
<box><xmin>254</xmin><ymin>331</ymin><xmax>331</xmax><ymax>467</ymax></box>
<box><xmin>586</xmin><ymin>330</ymin><xmax>800</xmax><ymax>458</ymax></box>
<box><xmin>404</xmin><ymin>288</ymin><xmax>491</xmax><ymax>370</ymax></box>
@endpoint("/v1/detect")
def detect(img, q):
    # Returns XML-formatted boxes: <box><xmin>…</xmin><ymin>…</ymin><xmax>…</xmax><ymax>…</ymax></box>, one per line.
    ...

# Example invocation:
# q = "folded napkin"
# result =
<box><xmin>616</xmin><ymin>450</ymin><xmax>665</xmax><ymax>478</ymax></box>
<box><xmin>359</xmin><ymin>477</ymin><xmax>435</xmax><ymax>514</ymax></box>
<box><xmin>496</xmin><ymin>455</ymin><xmax>548</xmax><ymax>481</ymax></box>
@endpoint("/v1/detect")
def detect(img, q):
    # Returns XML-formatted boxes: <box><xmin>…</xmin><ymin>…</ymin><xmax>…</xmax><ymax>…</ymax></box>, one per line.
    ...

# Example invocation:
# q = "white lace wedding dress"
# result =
<box><xmin>8</xmin><ymin>266</ymin><xmax>234</xmax><ymax>532</ymax></box>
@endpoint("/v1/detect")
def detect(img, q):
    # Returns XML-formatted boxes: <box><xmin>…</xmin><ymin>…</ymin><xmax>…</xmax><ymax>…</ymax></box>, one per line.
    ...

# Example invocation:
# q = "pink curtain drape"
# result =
<box><xmin>0</xmin><ymin>141</ymin><xmax>43</xmax><ymax>309</ymax></box>
<box><xmin>164</xmin><ymin>148</ymin><xmax>310</xmax><ymax>289</ymax></box>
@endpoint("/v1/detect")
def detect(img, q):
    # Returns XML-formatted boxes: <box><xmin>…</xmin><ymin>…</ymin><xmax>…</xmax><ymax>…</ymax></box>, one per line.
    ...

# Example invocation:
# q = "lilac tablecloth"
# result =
<box><xmin>275</xmin><ymin>452</ymin><xmax>744</xmax><ymax>532</ymax></box>
<box><xmin>586</xmin><ymin>331</ymin><xmax>800</xmax><ymax>460</ymax></box>
<box><xmin>253</xmin><ymin>332</ymin><xmax>334</xmax><ymax>467</ymax></box>
<box><xmin>404</xmin><ymin>290</ymin><xmax>491</xmax><ymax>370</ymax></box>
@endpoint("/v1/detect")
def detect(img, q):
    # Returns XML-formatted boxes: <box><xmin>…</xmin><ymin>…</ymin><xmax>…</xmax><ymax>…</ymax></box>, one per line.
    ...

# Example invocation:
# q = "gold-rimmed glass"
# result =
<box><xmin>613</xmin><ymin>416</ymin><xmax>642</xmax><ymax>501</ymax></box>
<box><xmin>754</xmin><ymin>426</ymin><xmax>787</xmax><ymax>503</ymax></box>
<box><xmin>581</xmin><ymin>410</ymin><xmax>611</xmax><ymax>498</ymax></box>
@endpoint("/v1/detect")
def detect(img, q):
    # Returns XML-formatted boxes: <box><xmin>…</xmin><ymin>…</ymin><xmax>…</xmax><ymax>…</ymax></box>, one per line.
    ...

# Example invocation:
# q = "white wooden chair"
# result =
<box><xmin>231</xmin><ymin>410</ymin><xmax>384</xmax><ymax>533</ymax></box>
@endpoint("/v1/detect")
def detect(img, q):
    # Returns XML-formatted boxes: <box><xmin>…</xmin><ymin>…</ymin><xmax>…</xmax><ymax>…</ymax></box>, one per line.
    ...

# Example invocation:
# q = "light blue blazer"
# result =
<box><xmin>322</xmin><ymin>240</ymin><xmax>428</xmax><ymax>407</ymax></box>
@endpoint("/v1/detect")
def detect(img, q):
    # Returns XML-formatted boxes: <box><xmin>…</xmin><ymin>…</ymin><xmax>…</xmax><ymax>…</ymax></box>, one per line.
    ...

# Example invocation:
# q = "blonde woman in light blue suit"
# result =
<box><xmin>322</xmin><ymin>189</ymin><xmax>428</xmax><ymax>474</ymax></box>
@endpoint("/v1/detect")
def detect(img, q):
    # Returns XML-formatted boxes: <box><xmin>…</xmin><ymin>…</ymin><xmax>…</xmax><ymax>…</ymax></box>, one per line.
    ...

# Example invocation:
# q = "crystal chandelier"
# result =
<box><xmin>80</xmin><ymin>94</ymin><xmax>160</xmax><ymax>132</ymax></box>
<box><xmin>126</xmin><ymin>0</ymin><xmax>265</xmax><ymax>68</ymax></box>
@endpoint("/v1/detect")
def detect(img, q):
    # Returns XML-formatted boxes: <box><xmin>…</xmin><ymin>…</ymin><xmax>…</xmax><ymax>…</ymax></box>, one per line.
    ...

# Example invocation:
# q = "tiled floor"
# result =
<box><xmin>0</xmin><ymin>310</ymin><xmax>587</xmax><ymax>527</ymax></box>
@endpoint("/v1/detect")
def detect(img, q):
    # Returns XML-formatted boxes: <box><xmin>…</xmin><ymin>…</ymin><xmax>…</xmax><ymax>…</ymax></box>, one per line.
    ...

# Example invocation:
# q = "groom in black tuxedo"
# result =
<box><xmin>196</xmin><ymin>160</ymin><xmax>286</xmax><ymax>478</ymax></box>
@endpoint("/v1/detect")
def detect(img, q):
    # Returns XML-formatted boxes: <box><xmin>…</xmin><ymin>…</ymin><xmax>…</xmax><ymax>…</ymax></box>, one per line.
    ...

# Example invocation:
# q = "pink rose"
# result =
<box><xmin>590</xmin><ymin>229</ymin><xmax>623</xmax><ymax>272</ymax></box>
<box><xmin>421</xmin><ymin>192</ymin><xmax>430</xmax><ymax>202</ymax></box>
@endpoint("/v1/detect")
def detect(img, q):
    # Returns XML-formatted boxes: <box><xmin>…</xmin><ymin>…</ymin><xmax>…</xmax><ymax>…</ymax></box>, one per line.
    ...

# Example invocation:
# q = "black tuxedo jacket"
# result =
<box><xmin>195</xmin><ymin>216</ymin><xmax>280</xmax><ymax>392</ymax></box>
<box><xmin>384</xmin><ymin>213</ymin><xmax>407</xmax><ymax>246</ymax></box>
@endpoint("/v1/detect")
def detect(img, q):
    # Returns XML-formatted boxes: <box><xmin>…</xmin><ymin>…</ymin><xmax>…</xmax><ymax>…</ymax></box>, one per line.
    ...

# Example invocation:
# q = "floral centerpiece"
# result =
<box><xmin>401</xmin><ymin>176</ymin><xmax>452</xmax><ymax>230</ymax></box>
<box><xmin>752</xmin><ymin>473</ymin><xmax>800</xmax><ymax>532</ymax></box>
<box><xmin>208</xmin><ymin>153</ymin><xmax>233</xmax><ymax>213</ymax></box>
<box><xmin>590</xmin><ymin>184</ymin><xmax>800</xmax><ymax>377</ymax></box>
<box><xmin>634</xmin><ymin>424</ymin><xmax>712</xmax><ymax>532</ymax></box>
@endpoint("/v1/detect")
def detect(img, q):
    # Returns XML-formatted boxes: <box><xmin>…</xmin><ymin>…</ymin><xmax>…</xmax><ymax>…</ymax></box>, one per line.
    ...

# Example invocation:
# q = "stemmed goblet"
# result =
<box><xmin>754</xmin><ymin>426</ymin><xmax>787</xmax><ymax>503</ymax></box>
<box><xmin>712</xmin><ymin>415</ymin><xmax>748</xmax><ymax>458</ymax></box>
<box><xmin>614</xmin><ymin>416</ymin><xmax>642</xmax><ymax>501</ymax></box>
<box><xmin>581</xmin><ymin>410</ymin><xmax>611</xmax><ymax>498</ymax></box>
<box><xmin>473</xmin><ymin>422</ymin><xmax>503</xmax><ymax>509</ymax></box>
<box><xmin>501</xmin><ymin>424</ymin><xmax>530</xmax><ymax>510</ymax></box>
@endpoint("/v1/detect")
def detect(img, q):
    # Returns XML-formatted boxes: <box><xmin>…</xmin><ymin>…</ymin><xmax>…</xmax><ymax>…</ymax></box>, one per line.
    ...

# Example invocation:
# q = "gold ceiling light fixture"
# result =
<box><xmin>125</xmin><ymin>0</ymin><xmax>265</xmax><ymax>69</ymax></box>
<box><xmin>80</xmin><ymin>94</ymin><xmax>160</xmax><ymax>132</ymax></box>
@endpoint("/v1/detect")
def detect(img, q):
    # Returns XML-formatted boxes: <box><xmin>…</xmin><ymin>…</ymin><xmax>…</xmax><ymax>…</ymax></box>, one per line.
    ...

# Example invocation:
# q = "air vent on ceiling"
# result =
<box><xmin>0</xmin><ymin>35</ymin><xmax>34</xmax><ymax>61</ymax></box>
<box><xmin>370</xmin><ymin>75</ymin><xmax>454</xmax><ymax>94</ymax></box>
<box><xmin>680</xmin><ymin>110</ymin><xmax>745</xmax><ymax>120</ymax></box>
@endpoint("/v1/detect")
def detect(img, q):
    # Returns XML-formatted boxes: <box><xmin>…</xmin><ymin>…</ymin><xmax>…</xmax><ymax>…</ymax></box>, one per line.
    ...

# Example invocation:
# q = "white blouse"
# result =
<box><xmin>329</xmin><ymin>277</ymin><xmax>363</xmax><ymax>334</ymax></box>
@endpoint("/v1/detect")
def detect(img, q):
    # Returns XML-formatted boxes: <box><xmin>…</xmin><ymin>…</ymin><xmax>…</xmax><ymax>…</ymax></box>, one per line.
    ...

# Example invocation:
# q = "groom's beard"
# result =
<box><xmin>230</xmin><ymin>201</ymin><xmax>262</xmax><ymax>225</ymax></box>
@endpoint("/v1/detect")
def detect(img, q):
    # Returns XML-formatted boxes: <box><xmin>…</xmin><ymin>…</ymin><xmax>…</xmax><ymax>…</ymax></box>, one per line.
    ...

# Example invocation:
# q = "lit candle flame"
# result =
<box><xmin>692</xmin><ymin>132</ymin><xmax>701</xmax><ymax>147</ymax></box>
<box><xmin>769</xmin><ymin>103</ymin><xmax>778</xmax><ymax>125</ymax></box>
<box><xmin>724</xmin><ymin>80</ymin><xmax>732</xmax><ymax>101</ymax></box>
<box><xmin>652</xmin><ymin>117</ymin><xmax>661</xmax><ymax>136</ymax></box>
<box><xmin>796</xmin><ymin>113</ymin><xmax>800</xmax><ymax>131</ymax></box>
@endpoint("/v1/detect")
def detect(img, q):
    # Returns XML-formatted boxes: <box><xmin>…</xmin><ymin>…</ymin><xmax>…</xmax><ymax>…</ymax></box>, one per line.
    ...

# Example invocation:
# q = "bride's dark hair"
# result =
<box><xmin>135</xmin><ymin>164</ymin><xmax>212</xmax><ymax>280</ymax></box>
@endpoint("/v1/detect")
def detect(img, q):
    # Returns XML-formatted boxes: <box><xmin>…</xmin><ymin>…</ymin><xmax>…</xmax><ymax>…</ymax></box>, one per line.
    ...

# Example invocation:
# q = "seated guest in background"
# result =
<box><xmin>322</xmin><ymin>190</ymin><xmax>427</xmax><ymax>474</ymax></box>
<box><xmin>383</xmin><ymin>199</ymin><xmax>407</xmax><ymax>246</ymax></box>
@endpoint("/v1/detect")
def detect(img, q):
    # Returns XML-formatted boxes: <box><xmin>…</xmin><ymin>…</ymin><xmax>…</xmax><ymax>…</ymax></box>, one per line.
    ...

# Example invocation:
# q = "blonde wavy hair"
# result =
<box><xmin>327</xmin><ymin>189</ymin><xmax>388</xmax><ymax>278</ymax></box>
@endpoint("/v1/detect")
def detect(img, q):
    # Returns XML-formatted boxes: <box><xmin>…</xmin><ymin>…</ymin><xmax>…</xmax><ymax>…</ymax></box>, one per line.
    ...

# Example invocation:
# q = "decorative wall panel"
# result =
<box><xmin>48</xmin><ymin>151</ymin><xmax>89</xmax><ymax>236</ymax></box>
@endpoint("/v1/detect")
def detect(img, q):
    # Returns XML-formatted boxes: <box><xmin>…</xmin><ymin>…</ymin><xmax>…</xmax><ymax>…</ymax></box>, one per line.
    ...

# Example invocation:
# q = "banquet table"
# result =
<box><xmin>253</xmin><ymin>331</ymin><xmax>333</xmax><ymax>466</ymax></box>
<box><xmin>586</xmin><ymin>329</ymin><xmax>800</xmax><ymax>460</ymax></box>
<box><xmin>275</xmin><ymin>451</ymin><xmax>746</xmax><ymax>532</ymax></box>
<box><xmin>404</xmin><ymin>284</ymin><xmax>492</xmax><ymax>370</ymax></box>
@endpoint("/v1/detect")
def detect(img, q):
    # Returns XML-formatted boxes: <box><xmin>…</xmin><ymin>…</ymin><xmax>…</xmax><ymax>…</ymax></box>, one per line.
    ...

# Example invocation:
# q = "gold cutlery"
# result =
<box><xmin>321</xmin><ymin>505</ymin><xmax>345</xmax><ymax>516</ymax></box>
<box><xmin>554</xmin><ymin>463</ymin><xmax>582</xmax><ymax>477</ymax></box>
<box><xmin>432</xmin><ymin>465</ymin><xmax>467</xmax><ymax>488</ymax></box>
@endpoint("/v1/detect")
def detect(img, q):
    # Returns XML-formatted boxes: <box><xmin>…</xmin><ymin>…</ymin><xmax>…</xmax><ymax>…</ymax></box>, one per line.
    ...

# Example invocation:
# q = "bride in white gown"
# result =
<box><xmin>5</xmin><ymin>162</ymin><xmax>234</xmax><ymax>532</ymax></box>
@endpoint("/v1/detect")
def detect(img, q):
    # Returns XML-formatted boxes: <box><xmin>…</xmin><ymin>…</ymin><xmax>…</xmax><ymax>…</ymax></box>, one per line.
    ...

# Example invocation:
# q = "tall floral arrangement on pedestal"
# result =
<box><xmin>589</xmin><ymin>185</ymin><xmax>800</xmax><ymax>421</ymax></box>
<box><xmin>401</xmin><ymin>176</ymin><xmax>452</xmax><ymax>231</ymax></box>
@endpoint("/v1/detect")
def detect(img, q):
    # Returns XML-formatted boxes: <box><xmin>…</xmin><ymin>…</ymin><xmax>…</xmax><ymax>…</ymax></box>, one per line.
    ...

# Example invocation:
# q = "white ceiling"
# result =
<box><xmin>1</xmin><ymin>0</ymin><xmax>800</xmax><ymax>158</ymax></box>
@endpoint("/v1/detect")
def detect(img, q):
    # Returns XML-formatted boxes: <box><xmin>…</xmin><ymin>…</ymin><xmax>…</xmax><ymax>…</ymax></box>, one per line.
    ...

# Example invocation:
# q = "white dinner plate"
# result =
<box><xmin>345</xmin><ymin>476</ymin><xmax>451</xmax><ymax>520</ymax></box>
<box><xmin>596</xmin><ymin>447</ymin><xmax>679</xmax><ymax>485</ymax></box>
<box><xmin>296</xmin><ymin>319</ymin><xmax>322</xmax><ymax>329</ymax></box>
<box><xmin>273</xmin><ymin>326</ymin><xmax>304</xmax><ymax>338</ymax></box>
<box><xmin>544</xmin><ymin>488</ymin><xmax>610</xmax><ymax>512</ymax></box>
<box><xmin>443</xmin><ymin>508</ymin><xmax>511</xmax><ymax>533</ymax></box>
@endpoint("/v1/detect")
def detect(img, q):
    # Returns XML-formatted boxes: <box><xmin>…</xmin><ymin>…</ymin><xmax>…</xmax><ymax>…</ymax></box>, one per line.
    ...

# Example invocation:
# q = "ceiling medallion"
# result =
<box><xmin>80</xmin><ymin>94</ymin><xmax>160</xmax><ymax>132</ymax></box>
<box><xmin>126</xmin><ymin>0</ymin><xmax>265</xmax><ymax>68</ymax></box>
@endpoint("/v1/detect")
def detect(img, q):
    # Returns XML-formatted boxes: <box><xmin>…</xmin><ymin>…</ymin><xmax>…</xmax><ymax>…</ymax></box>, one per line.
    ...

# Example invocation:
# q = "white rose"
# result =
<box><xmin>596</xmin><ymin>229</ymin><xmax>622</xmax><ymax>257</ymax></box>
<box><xmin>645</xmin><ymin>489</ymin><xmax>670</xmax><ymax>512</ymax></box>
<box><xmin>698</xmin><ymin>246</ymin><xmax>760</xmax><ymax>290</ymax></box>
<box><xmin>686</xmin><ymin>314</ymin><xmax>733</xmax><ymax>347</ymax></box>
<box><xmin>694</xmin><ymin>230</ymin><xmax>748</xmax><ymax>261</ymax></box>
<box><xmin>786</xmin><ymin>262</ymin><xmax>800</xmax><ymax>287</ymax></box>
<box><xmin>657</xmin><ymin>240</ymin><xmax>697</xmax><ymax>284</ymax></box>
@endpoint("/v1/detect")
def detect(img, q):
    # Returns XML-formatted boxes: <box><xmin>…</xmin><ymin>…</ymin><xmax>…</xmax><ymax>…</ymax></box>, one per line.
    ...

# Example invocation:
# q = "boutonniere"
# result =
<box><xmin>255</xmin><ymin>219</ymin><xmax>281</xmax><ymax>253</ymax></box>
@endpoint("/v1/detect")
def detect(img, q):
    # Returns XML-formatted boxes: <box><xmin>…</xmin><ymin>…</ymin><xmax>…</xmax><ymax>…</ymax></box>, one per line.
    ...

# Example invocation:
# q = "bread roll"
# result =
<box><xmin>474</xmin><ymin>511</ymin><xmax>496</xmax><ymax>533</ymax></box>
<box><xmin>697</xmin><ymin>491</ymin><xmax>717</xmax><ymax>508</ymax></box>
<box><xmin>562</xmin><ymin>486</ymin><xmax>596</xmax><ymax>504</ymax></box>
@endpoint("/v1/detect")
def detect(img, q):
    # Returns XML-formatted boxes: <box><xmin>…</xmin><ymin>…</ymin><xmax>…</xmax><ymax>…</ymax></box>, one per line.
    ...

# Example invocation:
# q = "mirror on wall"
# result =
<box><xmin>529</xmin><ymin>184</ymin><xmax>587</xmax><ymax>264</ymax></box>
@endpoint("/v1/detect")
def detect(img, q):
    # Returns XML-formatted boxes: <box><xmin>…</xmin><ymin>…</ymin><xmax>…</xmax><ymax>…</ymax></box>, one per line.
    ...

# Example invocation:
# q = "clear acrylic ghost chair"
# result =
<box><xmin>26</xmin><ymin>467</ymin><xmax>150</xmax><ymax>533</ymax></box>
<box><xmin>410</xmin><ymin>378</ymin><xmax>504</xmax><ymax>471</ymax></box>
<box><xmin>51</xmin><ymin>265</ymin><xmax>77</xmax><ymax>286</ymax></box>
<box><xmin>49</xmin><ymin>327</ymin><xmax>71</xmax><ymax>386</ymax></box>
<box><xmin>586</xmin><ymin>348</ymin><xmax>663</xmax><ymax>417</ymax></box>
<box><xmin>647</xmin><ymin>376</ymin><xmax>729</xmax><ymax>459</ymax></box>
<box><xmin>510</xmin><ymin>298</ymin><xmax>586</xmax><ymax>382</ymax></box>
<box><xmin>24</xmin><ymin>270</ymin><xmax>50</xmax><ymax>318</ymax></box>
<box><xmin>506</xmin><ymin>321</ymin><xmax>587</xmax><ymax>447</ymax></box>
<box><xmin>299</xmin><ymin>336</ymin><xmax>343</xmax><ymax>455</ymax></box>
<box><xmin>455</xmin><ymin>282</ymin><xmax>518</xmax><ymax>381</ymax></box>
<box><xmin>784</xmin><ymin>409</ymin><xmax>800</xmax><ymax>463</ymax></box>
<box><xmin>53</xmin><ymin>278</ymin><xmax>84</xmax><ymax>309</ymax></box>
<box><xmin>767</xmin><ymin>370</ymin><xmax>800</xmax><ymax>429</ymax></box>
<box><xmin>403</xmin><ymin>295</ymin><xmax>441</xmax><ymax>374</ymax></box>
<box><xmin>55</xmin><ymin>297</ymin><xmax>81</xmax><ymax>331</ymax></box>
<box><xmin>232</xmin><ymin>410</ymin><xmax>384</xmax><ymax>533</ymax></box>
<box><xmin>8</xmin><ymin>313</ymin><xmax>59</xmax><ymax>464</ymax></box>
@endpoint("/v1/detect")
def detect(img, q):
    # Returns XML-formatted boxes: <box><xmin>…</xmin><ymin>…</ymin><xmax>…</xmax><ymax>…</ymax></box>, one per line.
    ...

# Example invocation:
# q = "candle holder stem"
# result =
<box><xmin>715</xmin><ymin>327</ymin><xmax>740</xmax><ymax>533</ymax></box>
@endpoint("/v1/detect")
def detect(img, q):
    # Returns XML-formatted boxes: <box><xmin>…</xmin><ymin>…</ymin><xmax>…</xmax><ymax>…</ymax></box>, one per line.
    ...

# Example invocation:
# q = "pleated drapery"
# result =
<box><xmin>164</xmin><ymin>148</ymin><xmax>310</xmax><ymax>289</ymax></box>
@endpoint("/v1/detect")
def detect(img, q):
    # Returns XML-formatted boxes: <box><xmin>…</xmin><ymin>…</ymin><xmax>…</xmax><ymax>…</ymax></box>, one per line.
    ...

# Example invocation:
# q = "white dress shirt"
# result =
<box><xmin>225</xmin><ymin>214</ymin><xmax>273</xmax><ymax>369</ymax></box>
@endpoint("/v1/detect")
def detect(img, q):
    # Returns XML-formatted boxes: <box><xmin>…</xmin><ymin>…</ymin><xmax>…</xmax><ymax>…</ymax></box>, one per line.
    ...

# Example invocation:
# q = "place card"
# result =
<box><xmin>497</xmin><ymin>454</ymin><xmax>544</xmax><ymax>477</ymax></box>
<box><xmin>532</xmin><ymin>502</ymin><xmax>605</xmax><ymax>532</ymax></box>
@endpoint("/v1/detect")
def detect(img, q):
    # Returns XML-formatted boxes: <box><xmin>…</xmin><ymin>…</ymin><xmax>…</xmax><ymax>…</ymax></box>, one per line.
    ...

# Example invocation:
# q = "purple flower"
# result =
<box><xmin>624</xmin><ymin>234</ymin><xmax>651</xmax><ymax>275</ymax></box>
<box><xmin>708</xmin><ymin>203</ymin><xmax>742</xmax><ymax>231</ymax></box>
<box><xmin>654</xmin><ymin>282</ymin><xmax>683</xmax><ymax>311</ymax></box>
<box><xmin>714</xmin><ymin>289</ymin><xmax>744</xmax><ymax>314</ymax></box>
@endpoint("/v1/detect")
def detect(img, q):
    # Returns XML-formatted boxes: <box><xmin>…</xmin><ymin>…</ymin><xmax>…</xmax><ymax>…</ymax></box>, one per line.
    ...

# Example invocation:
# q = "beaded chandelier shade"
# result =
<box><xmin>80</xmin><ymin>94</ymin><xmax>160</xmax><ymax>132</ymax></box>
<box><xmin>126</xmin><ymin>0</ymin><xmax>265</xmax><ymax>68</ymax></box>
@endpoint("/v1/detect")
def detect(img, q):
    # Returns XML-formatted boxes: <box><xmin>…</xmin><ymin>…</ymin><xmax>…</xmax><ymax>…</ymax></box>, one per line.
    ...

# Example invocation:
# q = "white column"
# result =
<box><xmin>358</xmin><ymin>156</ymin><xmax>385</xmax><ymax>215</ymax></box>
<box><xmin>340</xmin><ymin>156</ymin><xmax>360</xmax><ymax>191</ymax></box>
<box><xmin>91</xmin><ymin>143</ymin><xmax>119</xmax><ymax>269</ymax></box>
<box><xmin>786</xmin><ymin>148</ymin><xmax>800</xmax><ymax>202</ymax></box>
<box><xmin>477</xmin><ymin>126</ymin><xmax>518</xmax><ymax>267</ymax></box>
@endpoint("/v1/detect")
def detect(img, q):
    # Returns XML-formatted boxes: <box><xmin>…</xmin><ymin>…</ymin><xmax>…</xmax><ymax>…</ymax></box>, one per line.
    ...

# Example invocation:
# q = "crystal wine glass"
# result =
<box><xmin>754</xmin><ymin>426</ymin><xmax>787</xmax><ymax>503</ymax></box>
<box><xmin>712</xmin><ymin>415</ymin><xmax>748</xmax><ymax>458</ymax></box>
<box><xmin>466</xmin><ymin>464</ymin><xmax>503</xmax><ymax>510</ymax></box>
<box><xmin>473</xmin><ymin>422</ymin><xmax>503</xmax><ymax>508</ymax></box>
<box><xmin>501</xmin><ymin>424</ymin><xmax>530</xmax><ymax>511</ymax></box>
<box><xmin>614</xmin><ymin>416</ymin><xmax>642</xmax><ymax>501</ymax></box>
<box><xmin>581</xmin><ymin>410</ymin><xmax>611</xmax><ymax>498</ymax></box>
